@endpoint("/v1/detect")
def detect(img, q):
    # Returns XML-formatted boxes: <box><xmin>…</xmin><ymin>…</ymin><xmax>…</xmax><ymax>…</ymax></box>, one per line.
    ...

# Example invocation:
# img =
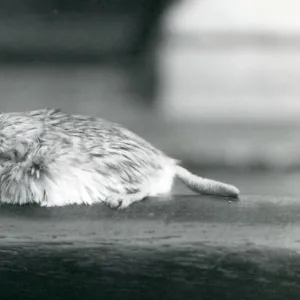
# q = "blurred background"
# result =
<box><xmin>0</xmin><ymin>0</ymin><xmax>300</xmax><ymax>196</ymax></box>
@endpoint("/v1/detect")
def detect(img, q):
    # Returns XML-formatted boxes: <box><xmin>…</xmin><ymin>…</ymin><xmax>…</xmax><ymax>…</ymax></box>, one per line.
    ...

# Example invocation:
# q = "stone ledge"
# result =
<box><xmin>0</xmin><ymin>195</ymin><xmax>299</xmax><ymax>299</ymax></box>
<box><xmin>0</xmin><ymin>195</ymin><xmax>299</xmax><ymax>248</ymax></box>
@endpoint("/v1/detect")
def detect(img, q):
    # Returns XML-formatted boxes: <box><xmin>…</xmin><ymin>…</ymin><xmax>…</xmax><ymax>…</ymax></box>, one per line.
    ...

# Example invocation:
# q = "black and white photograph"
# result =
<box><xmin>0</xmin><ymin>0</ymin><xmax>299</xmax><ymax>299</ymax></box>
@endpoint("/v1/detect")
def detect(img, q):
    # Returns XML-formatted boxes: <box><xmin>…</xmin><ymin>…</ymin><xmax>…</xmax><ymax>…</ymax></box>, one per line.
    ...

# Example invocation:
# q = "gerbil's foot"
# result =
<box><xmin>29</xmin><ymin>163</ymin><xmax>42</xmax><ymax>179</ymax></box>
<box><xmin>104</xmin><ymin>193</ymin><xmax>146</xmax><ymax>210</ymax></box>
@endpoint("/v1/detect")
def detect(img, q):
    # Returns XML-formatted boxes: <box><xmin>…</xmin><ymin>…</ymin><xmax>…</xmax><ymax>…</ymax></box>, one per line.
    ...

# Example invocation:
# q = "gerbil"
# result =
<box><xmin>0</xmin><ymin>108</ymin><xmax>240</xmax><ymax>209</ymax></box>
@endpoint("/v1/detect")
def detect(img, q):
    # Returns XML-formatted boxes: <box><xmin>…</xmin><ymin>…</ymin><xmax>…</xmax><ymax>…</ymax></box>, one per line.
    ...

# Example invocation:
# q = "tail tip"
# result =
<box><xmin>227</xmin><ymin>185</ymin><xmax>240</xmax><ymax>198</ymax></box>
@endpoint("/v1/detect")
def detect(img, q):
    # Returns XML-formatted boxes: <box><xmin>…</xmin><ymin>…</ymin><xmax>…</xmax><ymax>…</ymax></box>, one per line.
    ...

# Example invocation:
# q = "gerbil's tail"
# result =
<box><xmin>175</xmin><ymin>165</ymin><xmax>240</xmax><ymax>197</ymax></box>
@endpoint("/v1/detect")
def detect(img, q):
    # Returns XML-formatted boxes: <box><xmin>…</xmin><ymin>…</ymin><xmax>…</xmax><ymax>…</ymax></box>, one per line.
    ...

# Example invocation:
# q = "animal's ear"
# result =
<box><xmin>14</xmin><ymin>141</ymin><xmax>29</xmax><ymax>160</ymax></box>
<box><xmin>0</xmin><ymin>140</ymin><xmax>29</xmax><ymax>162</ymax></box>
<box><xmin>8</xmin><ymin>141</ymin><xmax>31</xmax><ymax>162</ymax></box>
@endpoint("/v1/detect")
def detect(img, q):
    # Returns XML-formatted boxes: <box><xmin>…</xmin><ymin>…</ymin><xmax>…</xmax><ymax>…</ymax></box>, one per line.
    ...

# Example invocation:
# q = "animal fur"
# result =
<box><xmin>0</xmin><ymin>109</ymin><xmax>240</xmax><ymax>209</ymax></box>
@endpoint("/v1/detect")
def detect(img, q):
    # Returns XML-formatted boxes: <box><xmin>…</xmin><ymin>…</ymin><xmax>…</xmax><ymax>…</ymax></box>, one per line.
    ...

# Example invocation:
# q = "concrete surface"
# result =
<box><xmin>0</xmin><ymin>193</ymin><xmax>300</xmax><ymax>299</ymax></box>
<box><xmin>0</xmin><ymin>193</ymin><xmax>299</xmax><ymax>248</ymax></box>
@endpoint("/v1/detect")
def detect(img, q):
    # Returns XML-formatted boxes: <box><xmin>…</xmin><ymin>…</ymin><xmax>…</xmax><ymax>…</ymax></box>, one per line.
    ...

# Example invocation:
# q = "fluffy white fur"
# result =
<box><xmin>0</xmin><ymin>109</ymin><xmax>239</xmax><ymax>209</ymax></box>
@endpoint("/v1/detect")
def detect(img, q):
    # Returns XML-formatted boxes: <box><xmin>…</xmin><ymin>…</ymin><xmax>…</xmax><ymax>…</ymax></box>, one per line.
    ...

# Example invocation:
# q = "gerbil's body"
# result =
<box><xmin>0</xmin><ymin>109</ymin><xmax>239</xmax><ymax>208</ymax></box>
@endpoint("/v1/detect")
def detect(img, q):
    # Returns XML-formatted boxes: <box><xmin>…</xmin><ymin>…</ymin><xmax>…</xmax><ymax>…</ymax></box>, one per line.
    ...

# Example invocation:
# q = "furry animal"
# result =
<box><xmin>0</xmin><ymin>108</ymin><xmax>240</xmax><ymax>209</ymax></box>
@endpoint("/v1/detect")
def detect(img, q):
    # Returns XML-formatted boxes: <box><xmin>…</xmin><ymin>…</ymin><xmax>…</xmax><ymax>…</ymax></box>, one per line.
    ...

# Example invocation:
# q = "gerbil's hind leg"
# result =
<box><xmin>104</xmin><ymin>191</ymin><xmax>148</xmax><ymax>210</ymax></box>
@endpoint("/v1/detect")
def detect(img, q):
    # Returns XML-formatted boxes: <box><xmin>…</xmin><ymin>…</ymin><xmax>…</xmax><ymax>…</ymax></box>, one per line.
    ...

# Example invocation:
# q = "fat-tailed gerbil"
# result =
<box><xmin>0</xmin><ymin>108</ymin><xmax>240</xmax><ymax>209</ymax></box>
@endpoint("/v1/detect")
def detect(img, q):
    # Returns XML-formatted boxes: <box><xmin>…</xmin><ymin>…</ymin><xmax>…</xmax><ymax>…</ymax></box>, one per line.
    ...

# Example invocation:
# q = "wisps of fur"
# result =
<box><xmin>0</xmin><ymin>109</ymin><xmax>240</xmax><ymax>209</ymax></box>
